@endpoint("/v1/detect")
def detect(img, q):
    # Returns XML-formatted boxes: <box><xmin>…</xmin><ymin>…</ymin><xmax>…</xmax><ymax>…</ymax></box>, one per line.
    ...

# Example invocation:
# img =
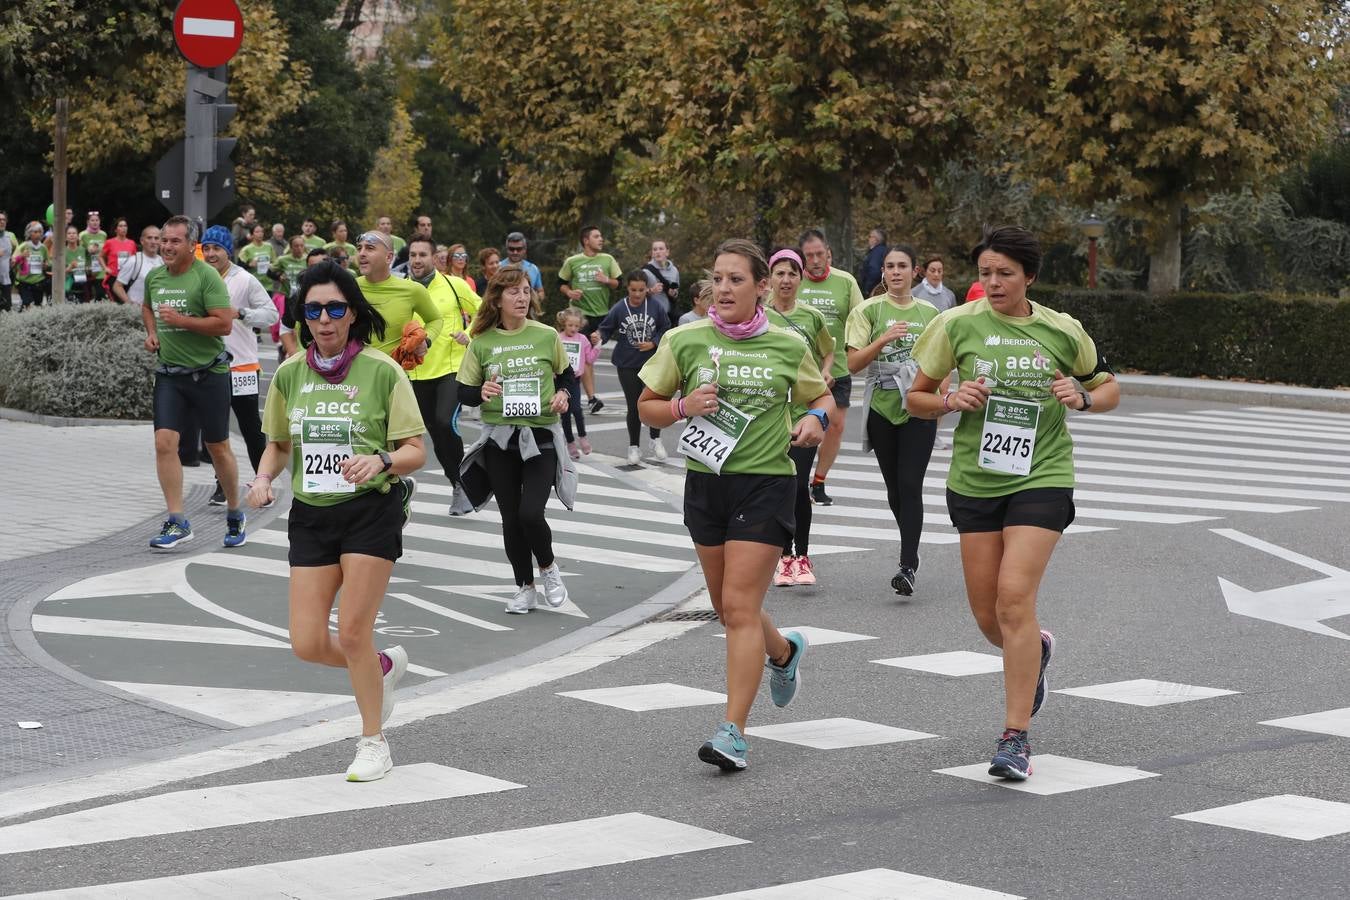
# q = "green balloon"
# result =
<box><xmin>45</xmin><ymin>204</ymin><xmax>55</xmax><ymax>226</ymax></box>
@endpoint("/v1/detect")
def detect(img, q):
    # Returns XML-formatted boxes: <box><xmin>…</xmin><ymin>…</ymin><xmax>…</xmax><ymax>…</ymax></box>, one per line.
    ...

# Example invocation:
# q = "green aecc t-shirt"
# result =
<box><xmin>144</xmin><ymin>259</ymin><xmax>232</xmax><ymax>371</ymax></box>
<box><xmin>845</xmin><ymin>294</ymin><xmax>941</xmax><ymax>426</ymax></box>
<box><xmin>457</xmin><ymin>319</ymin><xmax>568</xmax><ymax>428</ymax></box>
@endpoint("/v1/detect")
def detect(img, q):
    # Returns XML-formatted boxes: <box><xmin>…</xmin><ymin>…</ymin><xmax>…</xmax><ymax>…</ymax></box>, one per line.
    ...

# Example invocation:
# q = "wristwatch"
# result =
<box><xmin>378</xmin><ymin>450</ymin><xmax>393</xmax><ymax>472</ymax></box>
<box><xmin>806</xmin><ymin>408</ymin><xmax>830</xmax><ymax>430</ymax></box>
<box><xmin>1078</xmin><ymin>390</ymin><xmax>1093</xmax><ymax>411</ymax></box>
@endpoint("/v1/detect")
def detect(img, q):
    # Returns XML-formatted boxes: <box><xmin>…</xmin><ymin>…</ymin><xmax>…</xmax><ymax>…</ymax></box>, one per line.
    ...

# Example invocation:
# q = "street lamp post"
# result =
<box><xmin>1078</xmin><ymin>215</ymin><xmax>1106</xmax><ymax>289</ymax></box>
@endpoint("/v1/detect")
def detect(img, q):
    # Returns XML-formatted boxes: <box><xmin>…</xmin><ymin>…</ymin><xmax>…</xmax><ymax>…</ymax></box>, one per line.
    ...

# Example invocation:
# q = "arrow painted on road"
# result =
<box><xmin>1213</xmin><ymin>528</ymin><xmax>1350</xmax><ymax>640</ymax></box>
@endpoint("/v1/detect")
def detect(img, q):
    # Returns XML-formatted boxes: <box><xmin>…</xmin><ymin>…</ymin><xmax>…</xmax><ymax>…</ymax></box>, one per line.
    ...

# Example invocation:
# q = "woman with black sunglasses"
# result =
<box><xmin>247</xmin><ymin>261</ymin><xmax>427</xmax><ymax>783</ymax></box>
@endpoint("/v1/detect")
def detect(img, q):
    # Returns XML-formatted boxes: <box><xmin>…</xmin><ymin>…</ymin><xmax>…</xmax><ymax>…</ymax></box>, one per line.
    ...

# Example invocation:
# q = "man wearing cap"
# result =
<box><xmin>141</xmin><ymin>215</ymin><xmax>246</xmax><ymax>551</ymax></box>
<box><xmin>200</xmin><ymin>225</ymin><xmax>278</xmax><ymax>506</ymax></box>
<box><xmin>354</xmin><ymin>228</ymin><xmax>444</xmax><ymax>360</ymax></box>
<box><xmin>503</xmin><ymin>231</ymin><xmax>543</xmax><ymax>301</ymax></box>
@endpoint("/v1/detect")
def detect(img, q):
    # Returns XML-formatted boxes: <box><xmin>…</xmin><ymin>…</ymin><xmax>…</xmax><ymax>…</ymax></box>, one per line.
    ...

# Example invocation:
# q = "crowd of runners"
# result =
<box><xmin>35</xmin><ymin>206</ymin><xmax>1117</xmax><ymax>785</ymax></box>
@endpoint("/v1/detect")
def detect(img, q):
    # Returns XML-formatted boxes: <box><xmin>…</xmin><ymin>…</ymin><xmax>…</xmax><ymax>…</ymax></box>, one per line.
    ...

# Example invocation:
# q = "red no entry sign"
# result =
<box><xmin>173</xmin><ymin>0</ymin><xmax>244</xmax><ymax>68</ymax></box>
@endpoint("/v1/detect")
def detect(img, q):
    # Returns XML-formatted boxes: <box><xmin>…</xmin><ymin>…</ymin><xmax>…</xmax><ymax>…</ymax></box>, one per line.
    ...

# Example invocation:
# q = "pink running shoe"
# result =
<box><xmin>793</xmin><ymin>556</ymin><xmax>816</xmax><ymax>585</ymax></box>
<box><xmin>772</xmin><ymin>556</ymin><xmax>795</xmax><ymax>586</ymax></box>
<box><xmin>578</xmin><ymin>436</ymin><xmax>592</xmax><ymax>455</ymax></box>
<box><xmin>567</xmin><ymin>441</ymin><xmax>581</xmax><ymax>461</ymax></box>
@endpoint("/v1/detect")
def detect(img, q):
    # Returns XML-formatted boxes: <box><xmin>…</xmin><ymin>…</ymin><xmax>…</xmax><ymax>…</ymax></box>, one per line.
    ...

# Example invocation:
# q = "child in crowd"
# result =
<box><xmin>556</xmin><ymin>307</ymin><xmax>600</xmax><ymax>460</ymax></box>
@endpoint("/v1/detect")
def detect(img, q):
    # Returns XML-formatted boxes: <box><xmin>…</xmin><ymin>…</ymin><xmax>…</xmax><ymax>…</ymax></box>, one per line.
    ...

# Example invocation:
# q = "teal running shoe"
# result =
<box><xmin>698</xmin><ymin>721</ymin><xmax>748</xmax><ymax>771</ymax></box>
<box><xmin>767</xmin><ymin>630</ymin><xmax>808</xmax><ymax>708</ymax></box>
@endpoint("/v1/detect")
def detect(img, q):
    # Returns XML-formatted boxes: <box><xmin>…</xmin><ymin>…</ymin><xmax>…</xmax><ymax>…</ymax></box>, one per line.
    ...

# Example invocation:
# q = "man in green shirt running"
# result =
<box><xmin>558</xmin><ymin>224</ymin><xmax>622</xmax><ymax>412</ymax></box>
<box><xmin>797</xmin><ymin>228</ymin><xmax>863</xmax><ymax>506</ymax></box>
<box><xmin>140</xmin><ymin>215</ymin><xmax>247</xmax><ymax>551</ymax></box>
<box><xmin>355</xmin><ymin>229</ymin><xmax>444</xmax><ymax>360</ymax></box>
<box><xmin>300</xmin><ymin>218</ymin><xmax>325</xmax><ymax>251</ymax></box>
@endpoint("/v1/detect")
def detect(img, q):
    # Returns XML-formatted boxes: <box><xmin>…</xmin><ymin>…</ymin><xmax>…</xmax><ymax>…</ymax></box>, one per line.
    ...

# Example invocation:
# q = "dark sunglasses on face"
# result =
<box><xmin>303</xmin><ymin>301</ymin><xmax>350</xmax><ymax>320</ymax></box>
<box><xmin>452</xmin><ymin>252</ymin><xmax>468</xmax><ymax>259</ymax></box>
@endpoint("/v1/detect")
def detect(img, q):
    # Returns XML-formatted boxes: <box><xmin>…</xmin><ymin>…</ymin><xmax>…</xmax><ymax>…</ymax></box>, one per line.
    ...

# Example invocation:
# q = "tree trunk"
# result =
<box><xmin>52</xmin><ymin>97</ymin><xmax>68</xmax><ymax>304</ymax></box>
<box><xmin>1147</xmin><ymin>198</ymin><xmax>1183</xmax><ymax>294</ymax></box>
<box><xmin>753</xmin><ymin>189</ymin><xmax>773</xmax><ymax>252</ymax></box>
<box><xmin>822</xmin><ymin>176</ymin><xmax>855</xmax><ymax>275</ymax></box>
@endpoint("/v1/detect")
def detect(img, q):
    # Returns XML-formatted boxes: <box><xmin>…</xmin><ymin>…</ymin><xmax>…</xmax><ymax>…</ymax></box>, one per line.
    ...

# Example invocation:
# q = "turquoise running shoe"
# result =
<box><xmin>767</xmin><ymin>630</ymin><xmax>808</xmax><ymax>708</ymax></box>
<box><xmin>698</xmin><ymin>721</ymin><xmax>748</xmax><ymax>771</ymax></box>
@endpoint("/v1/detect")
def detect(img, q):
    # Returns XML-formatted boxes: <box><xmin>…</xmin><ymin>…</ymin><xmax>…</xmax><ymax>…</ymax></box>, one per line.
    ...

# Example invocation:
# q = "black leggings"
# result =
<box><xmin>559</xmin><ymin>379</ymin><xmax>587</xmax><ymax>442</ymax></box>
<box><xmin>231</xmin><ymin>392</ymin><xmax>266</xmax><ymax>472</ymax></box>
<box><xmin>412</xmin><ymin>373</ymin><xmax>464</xmax><ymax>485</ymax></box>
<box><xmin>482</xmin><ymin>437</ymin><xmax>557</xmax><ymax>586</ymax></box>
<box><xmin>617</xmin><ymin>366</ymin><xmax>659</xmax><ymax>446</ymax></box>
<box><xmin>785</xmin><ymin>444</ymin><xmax>818</xmax><ymax>557</ymax></box>
<box><xmin>866</xmin><ymin>408</ymin><xmax>937</xmax><ymax>569</ymax></box>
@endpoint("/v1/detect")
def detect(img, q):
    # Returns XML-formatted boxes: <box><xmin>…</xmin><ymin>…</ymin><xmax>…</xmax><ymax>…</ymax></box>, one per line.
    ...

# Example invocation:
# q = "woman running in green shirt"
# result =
<box><xmin>638</xmin><ymin>239</ymin><xmax>833</xmax><ymax>772</ymax></box>
<box><xmin>908</xmin><ymin>226</ymin><xmax>1119</xmax><ymax>782</ymax></box>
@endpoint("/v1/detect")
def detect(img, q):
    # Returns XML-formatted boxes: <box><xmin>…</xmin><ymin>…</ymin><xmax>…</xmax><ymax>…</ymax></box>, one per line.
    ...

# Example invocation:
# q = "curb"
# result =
<box><xmin>0</xmin><ymin>406</ymin><xmax>152</xmax><ymax>427</ymax></box>
<box><xmin>1116</xmin><ymin>374</ymin><xmax>1350</xmax><ymax>412</ymax></box>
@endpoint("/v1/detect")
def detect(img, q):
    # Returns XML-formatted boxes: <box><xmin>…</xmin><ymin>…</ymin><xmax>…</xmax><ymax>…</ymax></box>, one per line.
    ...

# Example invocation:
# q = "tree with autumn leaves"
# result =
<box><xmin>432</xmin><ymin>0</ymin><xmax>1344</xmax><ymax>290</ymax></box>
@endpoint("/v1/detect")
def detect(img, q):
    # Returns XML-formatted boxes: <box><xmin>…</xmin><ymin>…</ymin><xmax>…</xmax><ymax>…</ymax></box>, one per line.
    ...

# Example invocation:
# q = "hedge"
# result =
<box><xmin>1028</xmin><ymin>288</ymin><xmax>1350</xmax><ymax>389</ymax></box>
<box><xmin>0</xmin><ymin>303</ymin><xmax>156</xmax><ymax>419</ymax></box>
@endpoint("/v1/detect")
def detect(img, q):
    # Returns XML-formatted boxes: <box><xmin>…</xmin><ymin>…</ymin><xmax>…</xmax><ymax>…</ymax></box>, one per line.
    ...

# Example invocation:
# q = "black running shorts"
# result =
<box><xmin>684</xmin><ymin>470</ymin><xmax>794</xmax><ymax>548</ymax></box>
<box><xmin>153</xmin><ymin>370</ymin><xmax>232</xmax><ymax>444</ymax></box>
<box><xmin>946</xmin><ymin>487</ymin><xmax>1076</xmax><ymax>534</ymax></box>
<box><xmin>288</xmin><ymin>488</ymin><xmax>403</xmax><ymax>566</ymax></box>
<box><xmin>829</xmin><ymin>373</ymin><xmax>852</xmax><ymax>409</ymax></box>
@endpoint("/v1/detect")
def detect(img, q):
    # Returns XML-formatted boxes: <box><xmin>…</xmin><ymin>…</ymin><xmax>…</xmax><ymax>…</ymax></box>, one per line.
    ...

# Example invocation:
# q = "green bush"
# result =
<box><xmin>0</xmin><ymin>303</ymin><xmax>156</xmax><ymax>419</ymax></box>
<box><xmin>1029</xmin><ymin>287</ymin><xmax>1350</xmax><ymax>389</ymax></box>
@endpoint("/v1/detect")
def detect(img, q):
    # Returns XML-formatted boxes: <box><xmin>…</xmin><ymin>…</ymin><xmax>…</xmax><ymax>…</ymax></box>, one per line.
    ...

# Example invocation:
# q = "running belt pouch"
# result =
<box><xmin>155</xmin><ymin>350</ymin><xmax>232</xmax><ymax>381</ymax></box>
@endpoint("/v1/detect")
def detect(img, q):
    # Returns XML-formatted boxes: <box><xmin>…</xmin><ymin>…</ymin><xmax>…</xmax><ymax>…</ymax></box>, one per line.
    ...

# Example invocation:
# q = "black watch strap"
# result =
<box><xmin>379</xmin><ymin>450</ymin><xmax>393</xmax><ymax>472</ymax></box>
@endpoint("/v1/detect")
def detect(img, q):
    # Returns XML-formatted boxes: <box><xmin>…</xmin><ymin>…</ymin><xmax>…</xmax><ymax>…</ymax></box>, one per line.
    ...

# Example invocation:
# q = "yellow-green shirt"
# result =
<box><xmin>356</xmin><ymin>274</ymin><xmax>445</xmax><ymax>359</ymax></box>
<box><xmin>411</xmin><ymin>273</ymin><xmax>481</xmax><ymax>380</ymax></box>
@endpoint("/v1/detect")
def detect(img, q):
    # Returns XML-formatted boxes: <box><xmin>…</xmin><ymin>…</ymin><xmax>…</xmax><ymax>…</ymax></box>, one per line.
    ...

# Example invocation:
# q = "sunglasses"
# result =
<box><xmin>356</xmin><ymin>232</ymin><xmax>390</xmax><ymax>249</ymax></box>
<box><xmin>303</xmin><ymin>301</ymin><xmax>350</xmax><ymax>320</ymax></box>
<box><xmin>452</xmin><ymin>252</ymin><xmax>468</xmax><ymax>259</ymax></box>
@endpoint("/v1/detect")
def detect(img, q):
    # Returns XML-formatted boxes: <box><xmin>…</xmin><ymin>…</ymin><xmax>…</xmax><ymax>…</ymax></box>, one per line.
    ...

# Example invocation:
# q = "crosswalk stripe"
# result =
<box><xmin>1066</xmin><ymin>472</ymin><xmax>1350</xmax><ymax>503</ymax></box>
<box><xmin>1126</xmin><ymin>411</ymin><xmax>1350</xmax><ymax>440</ymax></box>
<box><xmin>389</xmin><ymin>591</ymin><xmax>514</xmax><ymax>632</ymax></box>
<box><xmin>190</xmin><ymin>552</ymin><xmax>416</xmax><ymax>584</ymax></box>
<box><xmin>810</xmin><ymin>500</ymin><xmax>1212</xmax><ymax>526</ymax></box>
<box><xmin>696</xmin><ymin>867</ymin><xmax>1022</xmax><ymax>899</ymax></box>
<box><xmin>415</xmin><ymin>477</ymin><xmax>666</xmax><ymax>506</ymax></box>
<box><xmin>1245</xmin><ymin>405</ymin><xmax>1350</xmax><ymax>423</ymax></box>
<box><xmin>30</xmin><ymin>615</ymin><xmax>288</xmax><ymax>648</ymax></box>
<box><xmin>1066</xmin><ymin>431</ymin><xmax>1345</xmax><ymax>465</ymax></box>
<box><xmin>103</xmin><ymin>683</ymin><xmax>350</xmax><ymax>728</ymax></box>
<box><xmin>1068</xmin><ymin>418</ymin><xmax>1349</xmax><ymax>454</ymax></box>
<box><xmin>8</xmin><ymin>813</ymin><xmax>748</xmax><ymax>899</ymax></box>
<box><xmin>1191</xmin><ymin>409</ymin><xmax>1350</xmax><ymax>431</ymax></box>
<box><xmin>430</xmin><ymin>504</ymin><xmax>694</xmax><ymax>552</ymax></box>
<box><xmin>0</xmin><ymin>763</ymin><xmax>523</xmax><ymax>856</ymax></box>
<box><xmin>1070</xmin><ymin>458</ymin><xmax>1350</xmax><ymax>489</ymax></box>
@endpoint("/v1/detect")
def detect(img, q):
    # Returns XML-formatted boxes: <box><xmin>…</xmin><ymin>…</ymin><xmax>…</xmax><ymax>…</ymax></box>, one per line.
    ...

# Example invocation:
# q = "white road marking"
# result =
<box><xmin>401</xmin><ymin>519</ymin><xmax>691</xmax><ymax>573</ymax></box>
<box><xmin>104</xmin><ymin>683</ymin><xmax>350</xmax><ymax>727</ymax></box>
<box><xmin>422</xmin><ymin>582</ymin><xmax>589</xmax><ymax>619</ymax></box>
<box><xmin>745</xmin><ymin>718</ymin><xmax>938</xmax><ymax>749</ymax></box>
<box><xmin>872</xmin><ymin>651</ymin><xmax>1005</xmax><ymax>677</ymax></box>
<box><xmin>0</xmin><ymin>763</ymin><xmax>521</xmax><ymax>855</ymax></box>
<box><xmin>935</xmin><ymin>755</ymin><xmax>1160</xmax><ymax>795</ymax></box>
<box><xmin>697</xmin><ymin>868</ymin><xmax>1023</xmax><ymax>899</ymax></box>
<box><xmin>1174</xmin><ymin>795</ymin><xmax>1350</xmax><ymax>841</ymax></box>
<box><xmin>557</xmin><ymin>681</ymin><xmax>727</xmax><ymax>711</ymax></box>
<box><xmin>1261</xmin><ymin>706</ymin><xmax>1350</xmax><ymax>739</ymax></box>
<box><xmin>1052</xmin><ymin>679</ymin><xmax>1238</xmax><ymax>707</ymax></box>
<box><xmin>247</xmin><ymin>528</ymin><xmax>516</xmax><ymax>581</ymax></box>
<box><xmin>30</xmin><ymin>615</ymin><xmax>287</xmax><ymax>648</ymax></box>
<box><xmin>388</xmin><ymin>591</ymin><xmax>514</xmax><ymax>631</ymax></box>
<box><xmin>7</xmin><ymin>813</ymin><xmax>746</xmax><ymax>898</ymax></box>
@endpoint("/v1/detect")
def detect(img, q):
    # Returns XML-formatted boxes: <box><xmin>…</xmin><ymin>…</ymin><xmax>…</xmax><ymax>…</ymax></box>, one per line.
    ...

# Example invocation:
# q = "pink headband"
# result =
<box><xmin>768</xmin><ymin>248</ymin><xmax>803</xmax><ymax>271</ymax></box>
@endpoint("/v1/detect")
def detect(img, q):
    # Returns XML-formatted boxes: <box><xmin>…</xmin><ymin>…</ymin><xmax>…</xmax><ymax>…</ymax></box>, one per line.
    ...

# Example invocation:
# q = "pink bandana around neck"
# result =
<box><xmin>306</xmin><ymin>339</ymin><xmax>363</xmax><ymax>384</ymax></box>
<box><xmin>708</xmin><ymin>303</ymin><xmax>769</xmax><ymax>341</ymax></box>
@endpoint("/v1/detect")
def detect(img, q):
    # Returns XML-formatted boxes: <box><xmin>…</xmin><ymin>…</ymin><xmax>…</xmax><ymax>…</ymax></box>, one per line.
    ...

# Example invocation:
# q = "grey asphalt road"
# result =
<box><xmin>5</xmin><ymin>393</ymin><xmax>1350</xmax><ymax>898</ymax></box>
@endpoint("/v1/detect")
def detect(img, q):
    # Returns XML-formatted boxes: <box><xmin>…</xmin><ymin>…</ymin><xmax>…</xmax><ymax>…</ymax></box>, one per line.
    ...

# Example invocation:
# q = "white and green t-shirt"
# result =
<box><xmin>767</xmin><ymin>302</ymin><xmax>835</xmax><ymax>420</ymax></box>
<box><xmin>558</xmin><ymin>252</ymin><xmax>623</xmax><ymax>318</ymax></box>
<box><xmin>275</xmin><ymin>253</ymin><xmax>308</xmax><ymax>298</ymax></box>
<box><xmin>913</xmin><ymin>299</ymin><xmax>1112</xmax><ymax>498</ymax></box>
<box><xmin>639</xmin><ymin>317</ymin><xmax>829</xmax><ymax>476</ymax></box>
<box><xmin>144</xmin><ymin>259</ymin><xmax>232</xmax><ymax>371</ymax></box>
<box><xmin>458</xmin><ymin>319</ymin><xmax>568</xmax><ymax>428</ymax></box>
<box><xmin>261</xmin><ymin>348</ymin><xmax>424</xmax><ymax>507</ymax></box>
<box><xmin>79</xmin><ymin>229</ymin><xmax>107</xmax><ymax>277</ymax></box>
<box><xmin>845</xmin><ymin>294</ymin><xmax>941</xmax><ymax>426</ymax></box>
<box><xmin>796</xmin><ymin>268</ymin><xmax>863</xmax><ymax>379</ymax></box>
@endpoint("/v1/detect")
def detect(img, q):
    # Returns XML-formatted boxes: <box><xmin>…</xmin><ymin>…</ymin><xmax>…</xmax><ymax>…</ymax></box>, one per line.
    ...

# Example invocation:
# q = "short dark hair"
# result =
<box><xmin>923</xmin><ymin>255</ymin><xmax>944</xmax><ymax>269</ymax></box>
<box><xmin>798</xmin><ymin>227</ymin><xmax>828</xmax><ymax>249</ymax></box>
<box><xmin>330</xmin><ymin>219</ymin><xmax>347</xmax><ymax>234</ymax></box>
<box><xmin>970</xmin><ymin>225</ymin><xmax>1042</xmax><ymax>279</ymax></box>
<box><xmin>305</xmin><ymin>248</ymin><xmax>328</xmax><ymax>262</ymax></box>
<box><xmin>303</xmin><ymin>218</ymin><xmax>317</xmax><ymax>227</ymax></box>
<box><xmin>293</xmin><ymin>260</ymin><xmax>387</xmax><ymax>348</ymax></box>
<box><xmin>624</xmin><ymin>268</ymin><xmax>648</xmax><ymax>287</ymax></box>
<box><xmin>885</xmin><ymin>244</ymin><xmax>919</xmax><ymax>268</ymax></box>
<box><xmin>408</xmin><ymin>236</ymin><xmax>436</xmax><ymax>254</ymax></box>
<box><xmin>579</xmin><ymin>224</ymin><xmax>599</xmax><ymax>243</ymax></box>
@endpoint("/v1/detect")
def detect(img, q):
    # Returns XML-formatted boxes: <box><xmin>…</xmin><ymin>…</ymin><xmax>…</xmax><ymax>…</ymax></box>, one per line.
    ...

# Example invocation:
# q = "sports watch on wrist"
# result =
<box><xmin>1078</xmin><ymin>390</ymin><xmax>1093</xmax><ymax>411</ymax></box>
<box><xmin>378</xmin><ymin>451</ymin><xmax>393</xmax><ymax>472</ymax></box>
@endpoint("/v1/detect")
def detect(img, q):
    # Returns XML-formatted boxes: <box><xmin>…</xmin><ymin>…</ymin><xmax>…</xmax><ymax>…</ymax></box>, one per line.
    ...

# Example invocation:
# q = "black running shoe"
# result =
<box><xmin>891</xmin><ymin>565</ymin><xmax>917</xmax><ymax>596</ymax></box>
<box><xmin>588</xmin><ymin>396</ymin><xmax>605</xmax><ymax>414</ymax></box>
<box><xmin>810</xmin><ymin>482</ymin><xmax>833</xmax><ymax>506</ymax></box>
<box><xmin>989</xmin><ymin>729</ymin><xmax>1032</xmax><ymax>780</ymax></box>
<box><xmin>208</xmin><ymin>483</ymin><xmax>226</xmax><ymax>506</ymax></box>
<box><xmin>1031</xmin><ymin>630</ymin><xmax>1055</xmax><ymax>717</ymax></box>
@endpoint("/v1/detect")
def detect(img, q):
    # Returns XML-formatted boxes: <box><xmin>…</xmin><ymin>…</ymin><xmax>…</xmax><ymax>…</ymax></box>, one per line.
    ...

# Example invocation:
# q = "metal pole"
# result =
<box><xmin>183</xmin><ymin>66</ymin><xmax>207</xmax><ymax>237</ymax></box>
<box><xmin>52</xmin><ymin>98</ymin><xmax>68</xmax><ymax>305</ymax></box>
<box><xmin>1087</xmin><ymin>236</ymin><xmax>1099</xmax><ymax>289</ymax></box>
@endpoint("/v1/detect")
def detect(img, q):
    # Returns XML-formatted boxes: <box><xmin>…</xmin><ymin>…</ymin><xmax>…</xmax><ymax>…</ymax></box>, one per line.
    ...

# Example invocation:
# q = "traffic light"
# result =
<box><xmin>181</xmin><ymin>65</ymin><xmax>237</xmax><ymax>220</ymax></box>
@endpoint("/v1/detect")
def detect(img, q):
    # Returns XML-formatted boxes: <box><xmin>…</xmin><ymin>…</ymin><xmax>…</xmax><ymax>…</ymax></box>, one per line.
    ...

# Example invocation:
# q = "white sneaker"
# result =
<box><xmin>626</xmin><ymin>445</ymin><xmax>641</xmax><ymax>466</ymax></box>
<box><xmin>380</xmin><ymin>645</ymin><xmax>408</xmax><ymax>726</ymax></box>
<box><xmin>540</xmin><ymin>563</ymin><xmax>568</xmax><ymax>608</ymax></box>
<box><xmin>651</xmin><ymin>439</ymin><xmax>668</xmax><ymax>461</ymax></box>
<box><xmin>506</xmin><ymin>584</ymin><xmax>539</xmax><ymax>614</ymax></box>
<box><xmin>346</xmin><ymin>735</ymin><xmax>392</xmax><ymax>782</ymax></box>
